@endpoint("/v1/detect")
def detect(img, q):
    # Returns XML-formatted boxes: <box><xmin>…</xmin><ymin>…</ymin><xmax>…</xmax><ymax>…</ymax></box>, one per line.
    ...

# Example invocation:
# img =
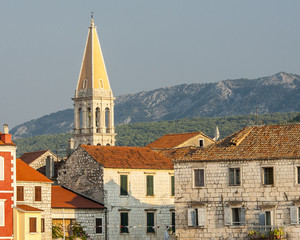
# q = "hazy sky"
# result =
<box><xmin>1</xmin><ymin>0</ymin><xmax>300</xmax><ymax>128</ymax></box>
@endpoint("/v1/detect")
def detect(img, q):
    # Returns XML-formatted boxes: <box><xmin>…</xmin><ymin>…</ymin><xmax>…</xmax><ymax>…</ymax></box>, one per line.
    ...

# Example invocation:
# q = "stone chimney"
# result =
<box><xmin>66</xmin><ymin>138</ymin><xmax>75</xmax><ymax>157</ymax></box>
<box><xmin>0</xmin><ymin>124</ymin><xmax>12</xmax><ymax>144</ymax></box>
<box><xmin>46</xmin><ymin>156</ymin><xmax>55</xmax><ymax>179</ymax></box>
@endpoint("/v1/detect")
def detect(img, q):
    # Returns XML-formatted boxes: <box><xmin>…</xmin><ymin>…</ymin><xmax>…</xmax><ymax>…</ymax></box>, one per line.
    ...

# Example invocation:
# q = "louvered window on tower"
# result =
<box><xmin>187</xmin><ymin>208</ymin><xmax>206</xmax><ymax>227</ymax></box>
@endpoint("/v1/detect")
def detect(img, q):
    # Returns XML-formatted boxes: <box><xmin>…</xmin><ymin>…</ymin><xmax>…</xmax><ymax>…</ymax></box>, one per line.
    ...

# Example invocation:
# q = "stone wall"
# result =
<box><xmin>52</xmin><ymin>208</ymin><xmax>106</xmax><ymax>240</ymax></box>
<box><xmin>16</xmin><ymin>181</ymin><xmax>52</xmax><ymax>240</ymax></box>
<box><xmin>28</xmin><ymin>151</ymin><xmax>59</xmax><ymax>170</ymax></box>
<box><xmin>175</xmin><ymin>158</ymin><xmax>300</xmax><ymax>240</ymax></box>
<box><xmin>177</xmin><ymin>134</ymin><xmax>215</xmax><ymax>148</ymax></box>
<box><xmin>104</xmin><ymin>168</ymin><xmax>175</xmax><ymax>240</ymax></box>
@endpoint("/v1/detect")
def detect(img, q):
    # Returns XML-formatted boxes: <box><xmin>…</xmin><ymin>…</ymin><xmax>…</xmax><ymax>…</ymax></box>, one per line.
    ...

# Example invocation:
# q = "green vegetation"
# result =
<box><xmin>14</xmin><ymin>112</ymin><xmax>300</xmax><ymax>158</ymax></box>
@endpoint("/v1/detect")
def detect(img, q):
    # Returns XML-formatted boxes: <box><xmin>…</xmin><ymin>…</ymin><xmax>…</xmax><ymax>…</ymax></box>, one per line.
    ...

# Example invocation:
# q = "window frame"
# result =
<box><xmin>41</xmin><ymin>218</ymin><xmax>45</xmax><ymax>233</ymax></box>
<box><xmin>35</xmin><ymin>186</ymin><xmax>42</xmax><ymax>201</ymax></box>
<box><xmin>120</xmin><ymin>212</ymin><xmax>129</xmax><ymax>234</ymax></box>
<box><xmin>0</xmin><ymin>156</ymin><xmax>4</xmax><ymax>181</ymax></box>
<box><xmin>95</xmin><ymin>217</ymin><xmax>103</xmax><ymax>234</ymax></box>
<box><xmin>29</xmin><ymin>217</ymin><xmax>37</xmax><ymax>233</ymax></box>
<box><xmin>262</xmin><ymin>167</ymin><xmax>274</xmax><ymax>186</ymax></box>
<box><xmin>229</xmin><ymin>168</ymin><xmax>241</xmax><ymax>186</ymax></box>
<box><xmin>146</xmin><ymin>175</ymin><xmax>154</xmax><ymax>196</ymax></box>
<box><xmin>193</xmin><ymin>169</ymin><xmax>205</xmax><ymax>187</ymax></box>
<box><xmin>0</xmin><ymin>200</ymin><xmax>5</xmax><ymax>227</ymax></box>
<box><xmin>259</xmin><ymin>210</ymin><xmax>274</xmax><ymax>231</ymax></box>
<box><xmin>17</xmin><ymin>186</ymin><xmax>24</xmax><ymax>201</ymax></box>
<box><xmin>224</xmin><ymin>206</ymin><xmax>246</xmax><ymax>226</ymax></box>
<box><xmin>199</xmin><ymin>139</ymin><xmax>204</xmax><ymax>147</ymax></box>
<box><xmin>187</xmin><ymin>207</ymin><xmax>206</xmax><ymax>227</ymax></box>
<box><xmin>120</xmin><ymin>175</ymin><xmax>128</xmax><ymax>196</ymax></box>
<box><xmin>146</xmin><ymin>212</ymin><xmax>155</xmax><ymax>233</ymax></box>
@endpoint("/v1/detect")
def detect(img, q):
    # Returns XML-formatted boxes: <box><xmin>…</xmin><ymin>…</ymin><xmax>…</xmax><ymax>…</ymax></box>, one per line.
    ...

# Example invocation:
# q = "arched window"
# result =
<box><xmin>98</xmin><ymin>79</ymin><xmax>104</xmax><ymax>89</ymax></box>
<box><xmin>95</xmin><ymin>107</ymin><xmax>100</xmax><ymax>127</ymax></box>
<box><xmin>105</xmin><ymin>108</ymin><xmax>110</xmax><ymax>133</ymax></box>
<box><xmin>97</xmin><ymin>143</ymin><xmax>101</xmax><ymax>146</ymax></box>
<box><xmin>106</xmin><ymin>143</ymin><xmax>110</xmax><ymax>146</ymax></box>
<box><xmin>87</xmin><ymin>107</ymin><xmax>92</xmax><ymax>128</ymax></box>
<box><xmin>83</xmin><ymin>79</ymin><xmax>88</xmax><ymax>89</ymax></box>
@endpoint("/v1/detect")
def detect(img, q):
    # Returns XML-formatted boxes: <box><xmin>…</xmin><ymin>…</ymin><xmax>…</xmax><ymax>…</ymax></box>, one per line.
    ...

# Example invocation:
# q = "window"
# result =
<box><xmin>0</xmin><ymin>200</ymin><xmax>4</xmax><ymax>226</ymax></box>
<box><xmin>120</xmin><ymin>212</ymin><xmax>129</xmax><ymax>233</ymax></box>
<box><xmin>187</xmin><ymin>208</ymin><xmax>206</xmax><ymax>227</ymax></box>
<box><xmin>41</xmin><ymin>218</ymin><xmax>45</xmax><ymax>232</ymax></box>
<box><xmin>82</xmin><ymin>79</ymin><xmax>88</xmax><ymax>89</ymax></box>
<box><xmin>35</xmin><ymin>186</ymin><xmax>42</xmax><ymax>201</ymax></box>
<box><xmin>224</xmin><ymin>207</ymin><xmax>245</xmax><ymax>226</ymax></box>
<box><xmin>229</xmin><ymin>168</ymin><xmax>241</xmax><ymax>186</ymax></box>
<box><xmin>146</xmin><ymin>175</ymin><xmax>154</xmax><ymax>196</ymax></box>
<box><xmin>147</xmin><ymin>212</ymin><xmax>155</xmax><ymax>233</ymax></box>
<box><xmin>297</xmin><ymin>167</ymin><xmax>300</xmax><ymax>184</ymax></box>
<box><xmin>194</xmin><ymin>169</ymin><xmax>204</xmax><ymax>187</ymax></box>
<box><xmin>171</xmin><ymin>175</ymin><xmax>175</xmax><ymax>196</ymax></box>
<box><xmin>171</xmin><ymin>212</ymin><xmax>175</xmax><ymax>232</ymax></box>
<box><xmin>259</xmin><ymin>211</ymin><xmax>273</xmax><ymax>231</ymax></box>
<box><xmin>29</xmin><ymin>217</ymin><xmax>37</xmax><ymax>233</ymax></box>
<box><xmin>0</xmin><ymin>157</ymin><xmax>4</xmax><ymax>180</ymax></box>
<box><xmin>120</xmin><ymin>175</ymin><xmax>128</xmax><ymax>196</ymax></box>
<box><xmin>98</xmin><ymin>79</ymin><xmax>103</xmax><ymax>89</ymax></box>
<box><xmin>96</xmin><ymin>218</ymin><xmax>103</xmax><ymax>234</ymax></box>
<box><xmin>17</xmin><ymin>186</ymin><xmax>24</xmax><ymax>201</ymax></box>
<box><xmin>199</xmin><ymin>139</ymin><xmax>204</xmax><ymax>147</ymax></box>
<box><xmin>263</xmin><ymin>167</ymin><xmax>274</xmax><ymax>185</ymax></box>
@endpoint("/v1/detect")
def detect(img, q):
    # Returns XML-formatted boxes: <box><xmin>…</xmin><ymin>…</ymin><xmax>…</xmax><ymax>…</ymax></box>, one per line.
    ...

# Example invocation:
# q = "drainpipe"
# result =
<box><xmin>105</xmin><ymin>209</ymin><xmax>108</xmax><ymax>240</ymax></box>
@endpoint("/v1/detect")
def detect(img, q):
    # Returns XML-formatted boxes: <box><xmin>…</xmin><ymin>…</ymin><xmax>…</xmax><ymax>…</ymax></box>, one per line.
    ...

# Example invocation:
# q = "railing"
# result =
<box><xmin>247</xmin><ymin>226</ymin><xmax>287</xmax><ymax>240</ymax></box>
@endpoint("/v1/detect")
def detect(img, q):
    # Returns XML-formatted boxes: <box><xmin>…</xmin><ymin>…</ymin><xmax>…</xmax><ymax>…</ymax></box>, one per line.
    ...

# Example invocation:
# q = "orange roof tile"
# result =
<box><xmin>179</xmin><ymin>124</ymin><xmax>300</xmax><ymax>162</ymax></box>
<box><xmin>20</xmin><ymin>150</ymin><xmax>51</xmax><ymax>164</ymax></box>
<box><xmin>17</xmin><ymin>204</ymin><xmax>43</xmax><ymax>212</ymax></box>
<box><xmin>146</xmin><ymin>132</ymin><xmax>211</xmax><ymax>149</ymax></box>
<box><xmin>81</xmin><ymin>145</ymin><xmax>174</xmax><ymax>170</ymax></box>
<box><xmin>16</xmin><ymin>159</ymin><xmax>53</xmax><ymax>183</ymax></box>
<box><xmin>52</xmin><ymin>186</ymin><xmax>105</xmax><ymax>209</ymax></box>
<box><xmin>156</xmin><ymin>146</ymin><xmax>199</xmax><ymax>160</ymax></box>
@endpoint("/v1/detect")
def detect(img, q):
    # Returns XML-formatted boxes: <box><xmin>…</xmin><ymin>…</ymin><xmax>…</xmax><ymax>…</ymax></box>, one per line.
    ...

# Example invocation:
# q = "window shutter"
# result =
<box><xmin>41</xmin><ymin>218</ymin><xmax>45</xmax><ymax>232</ymax></box>
<box><xmin>199</xmin><ymin>169</ymin><xmax>204</xmax><ymax>187</ymax></box>
<box><xmin>197</xmin><ymin>208</ymin><xmax>206</xmax><ymax>226</ymax></box>
<box><xmin>147</xmin><ymin>175</ymin><xmax>154</xmax><ymax>196</ymax></box>
<box><xmin>0</xmin><ymin>157</ymin><xmax>4</xmax><ymax>180</ymax></box>
<box><xmin>17</xmin><ymin>186</ymin><xmax>24</xmax><ymax>201</ymax></box>
<box><xmin>35</xmin><ymin>186</ymin><xmax>41</xmax><ymax>201</ymax></box>
<box><xmin>187</xmin><ymin>208</ymin><xmax>195</xmax><ymax>226</ymax></box>
<box><xmin>0</xmin><ymin>201</ymin><xmax>4</xmax><ymax>226</ymax></box>
<box><xmin>236</xmin><ymin>168</ymin><xmax>240</xmax><ymax>185</ymax></box>
<box><xmin>29</xmin><ymin>218</ymin><xmax>37</xmax><ymax>233</ymax></box>
<box><xmin>259</xmin><ymin>212</ymin><xmax>266</xmax><ymax>226</ymax></box>
<box><xmin>290</xmin><ymin>206</ymin><xmax>298</xmax><ymax>225</ymax></box>
<box><xmin>120</xmin><ymin>175</ymin><xmax>128</xmax><ymax>195</ymax></box>
<box><xmin>224</xmin><ymin>207</ymin><xmax>231</xmax><ymax>225</ymax></box>
<box><xmin>240</xmin><ymin>208</ymin><xmax>246</xmax><ymax>225</ymax></box>
<box><xmin>171</xmin><ymin>176</ymin><xmax>175</xmax><ymax>196</ymax></box>
<box><xmin>229</xmin><ymin>169</ymin><xmax>234</xmax><ymax>185</ymax></box>
<box><xmin>147</xmin><ymin>212</ymin><xmax>155</xmax><ymax>233</ymax></box>
<box><xmin>96</xmin><ymin>218</ymin><xmax>102</xmax><ymax>233</ymax></box>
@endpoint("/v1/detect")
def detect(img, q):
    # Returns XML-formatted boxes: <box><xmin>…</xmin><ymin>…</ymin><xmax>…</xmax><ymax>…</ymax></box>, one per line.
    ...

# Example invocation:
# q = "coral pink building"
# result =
<box><xmin>0</xmin><ymin>124</ymin><xmax>16</xmax><ymax>240</ymax></box>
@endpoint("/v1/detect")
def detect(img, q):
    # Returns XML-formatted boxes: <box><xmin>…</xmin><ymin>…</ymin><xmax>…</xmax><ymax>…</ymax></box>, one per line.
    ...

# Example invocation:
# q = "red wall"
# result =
<box><xmin>0</xmin><ymin>151</ymin><xmax>14</xmax><ymax>238</ymax></box>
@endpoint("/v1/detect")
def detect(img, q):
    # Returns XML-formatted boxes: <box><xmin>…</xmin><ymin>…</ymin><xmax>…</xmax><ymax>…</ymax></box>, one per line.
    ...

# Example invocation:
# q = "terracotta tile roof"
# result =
<box><xmin>17</xmin><ymin>204</ymin><xmax>43</xmax><ymax>212</ymax></box>
<box><xmin>156</xmin><ymin>147</ymin><xmax>199</xmax><ymax>160</ymax></box>
<box><xmin>81</xmin><ymin>145</ymin><xmax>174</xmax><ymax>170</ymax></box>
<box><xmin>16</xmin><ymin>159</ymin><xmax>53</xmax><ymax>183</ymax></box>
<box><xmin>179</xmin><ymin>124</ymin><xmax>300</xmax><ymax>162</ymax></box>
<box><xmin>52</xmin><ymin>186</ymin><xmax>105</xmax><ymax>209</ymax></box>
<box><xmin>146</xmin><ymin>132</ymin><xmax>211</xmax><ymax>149</ymax></box>
<box><xmin>19</xmin><ymin>150</ymin><xmax>50</xmax><ymax>164</ymax></box>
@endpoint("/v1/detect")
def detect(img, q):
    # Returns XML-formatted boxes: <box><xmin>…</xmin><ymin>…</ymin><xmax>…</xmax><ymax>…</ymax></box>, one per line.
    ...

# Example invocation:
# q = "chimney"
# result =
<box><xmin>0</xmin><ymin>124</ymin><xmax>12</xmax><ymax>144</ymax></box>
<box><xmin>46</xmin><ymin>156</ymin><xmax>54</xmax><ymax>179</ymax></box>
<box><xmin>66</xmin><ymin>138</ymin><xmax>75</xmax><ymax>157</ymax></box>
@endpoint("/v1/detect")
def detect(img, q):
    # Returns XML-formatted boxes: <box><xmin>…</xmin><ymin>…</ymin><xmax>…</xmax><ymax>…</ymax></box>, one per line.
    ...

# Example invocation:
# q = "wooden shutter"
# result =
<box><xmin>259</xmin><ymin>212</ymin><xmax>266</xmax><ymax>226</ymax></box>
<box><xmin>0</xmin><ymin>157</ymin><xmax>4</xmax><ymax>180</ymax></box>
<box><xmin>147</xmin><ymin>175</ymin><xmax>154</xmax><ymax>196</ymax></box>
<box><xmin>187</xmin><ymin>208</ymin><xmax>196</xmax><ymax>226</ymax></box>
<box><xmin>198</xmin><ymin>208</ymin><xmax>206</xmax><ymax>226</ymax></box>
<box><xmin>0</xmin><ymin>201</ymin><xmax>4</xmax><ymax>226</ymax></box>
<box><xmin>96</xmin><ymin>218</ymin><xmax>102</xmax><ymax>234</ymax></box>
<box><xmin>171</xmin><ymin>176</ymin><xmax>175</xmax><ymax>196</ymax></box>
<box><xmin>290</xmin><ymin>206</ymin><xmax>298</xmax><ymax>225</ymax></box>
<box><xmin>120</xmin><ymin>175</ymin><xmax>128</xmax><ymax>195</ymax></box>
<box><xmin>194</xmin><ymin>169</ymin><xmax>204</xmax><ymax>187</ymax></box>
<box><xmin>35</xmin><ymin>186</ymin><xmax>42</xmax><ymax>201</ymax></box>
<box><xmin>41</xmin><ymin>218</ymin><xmax>45</xmax><ymax>232</ymax></box>
<box><xmin>224</xmin><ymin>207</ymin><xmax>231</xmax><ymax>225</ymax></box>
<box><xmin>17</xmin><ymin>186</ymin><xmax>24</xmax><ymax>201</ymax></box>
<box><xmin>29</xmin><ymin>217</ymin><xmax>37</xmax><ymax>233</ymax></box>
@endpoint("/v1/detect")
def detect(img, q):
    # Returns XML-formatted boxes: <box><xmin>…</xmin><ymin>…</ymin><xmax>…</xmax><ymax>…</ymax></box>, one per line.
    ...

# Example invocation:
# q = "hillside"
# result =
<box><xmin>11</xmin><ymin>72</ymin><xmax>300</xmax><ymax>139</ymax></box>
<box><xmin>14</xmin><ymin>112</ymin><xmax>300</xmax><ymax>157</ymax></box>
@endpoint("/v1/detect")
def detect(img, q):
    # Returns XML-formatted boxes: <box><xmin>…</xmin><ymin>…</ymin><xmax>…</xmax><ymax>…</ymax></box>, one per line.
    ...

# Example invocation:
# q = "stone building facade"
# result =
<box><xmin>16</xmin><ymin>159</ymin><xmax>53</xmax><ymax>239</ymax></box>
<box><xmin>58</xmin><ymin>145</ymin><xmax>175</xmax><ymax>240</ymax></box>
<box><xmin>174</xmin><ymin>124</ymin><xmax>300</xmax><ymax>240</ymax></box>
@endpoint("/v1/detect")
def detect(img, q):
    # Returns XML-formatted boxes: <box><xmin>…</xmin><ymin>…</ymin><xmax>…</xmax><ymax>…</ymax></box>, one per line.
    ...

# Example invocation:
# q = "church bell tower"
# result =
<box><xmin>72</xmin><ymin>18</ymin><xmax>115</xmax><ymax>148</ymax></box>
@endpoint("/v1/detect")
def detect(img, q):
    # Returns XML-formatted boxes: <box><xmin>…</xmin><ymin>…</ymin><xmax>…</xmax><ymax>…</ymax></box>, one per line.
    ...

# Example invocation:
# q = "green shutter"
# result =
<box><xmin>120</xmin><ymin>175</ymin><xmax>128</xmax><ymax>195</ymax></box>
<box><xmin>120</xmin><ymin>212</ymin><xmax>128</xmax><ymax>233</ymax></box>
<box><xmin>171</xmin><ymin>176</ymin><xmax>175</xmax><ymax>196</ymax></box>
<box><xmin>147</xmin><ymin>212</ymin><xmax>155</xmax><ymax>233</ymax></box>
<box><xmin>147</xmin><ymin>175</ymin><xmax>154</xmax><ymax>196</ymax></box>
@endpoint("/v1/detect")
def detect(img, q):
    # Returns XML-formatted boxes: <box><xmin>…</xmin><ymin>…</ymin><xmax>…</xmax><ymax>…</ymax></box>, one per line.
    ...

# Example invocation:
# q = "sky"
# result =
<box><xmin>1</xmin><ymin>0</ymin><xmax>300</xmax><ymax>128</ymax></box>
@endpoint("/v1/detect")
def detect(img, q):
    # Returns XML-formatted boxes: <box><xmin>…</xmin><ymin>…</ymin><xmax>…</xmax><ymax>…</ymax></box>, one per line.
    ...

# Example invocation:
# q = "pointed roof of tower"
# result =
<box><xmin>76</xmin><ymin>19</ymin><xmax>111</xmax><ymax>92</ymax></box>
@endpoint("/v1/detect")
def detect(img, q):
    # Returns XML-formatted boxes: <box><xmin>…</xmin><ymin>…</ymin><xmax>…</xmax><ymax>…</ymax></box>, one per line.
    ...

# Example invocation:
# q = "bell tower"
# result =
<box><xmin>72</xmin><ymin>18</ymin><xmax>115</xmax><ymax>148</ymax></box>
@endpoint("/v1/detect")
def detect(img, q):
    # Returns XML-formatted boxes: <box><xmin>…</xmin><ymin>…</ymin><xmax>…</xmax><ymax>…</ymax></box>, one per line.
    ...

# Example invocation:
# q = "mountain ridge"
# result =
<box><xmin>11</xmin><ymin>72</ymin><xmax>300</xmax><ymax>139</ymax></box>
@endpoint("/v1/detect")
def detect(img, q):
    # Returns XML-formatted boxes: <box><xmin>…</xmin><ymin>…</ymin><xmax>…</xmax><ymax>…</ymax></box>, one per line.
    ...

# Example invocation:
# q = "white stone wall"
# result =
<box><xmin>175</xmin><ymin>158</ymin><xmax>300</xmax><ymax>240</ymax></box>
<box><xmin>52</xmin><ymin>208</ymin><xmax>106</xmax><ymax>240</ymax></box>
<box><xmin>16</xmin><ymin>181</ymin><xmax>52</xmax><ymax>239</ymax></box>
<box><xmin>103</xmin><ymin>168</ymin><xmax>175</xmax><ymax>240</ymax></box>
